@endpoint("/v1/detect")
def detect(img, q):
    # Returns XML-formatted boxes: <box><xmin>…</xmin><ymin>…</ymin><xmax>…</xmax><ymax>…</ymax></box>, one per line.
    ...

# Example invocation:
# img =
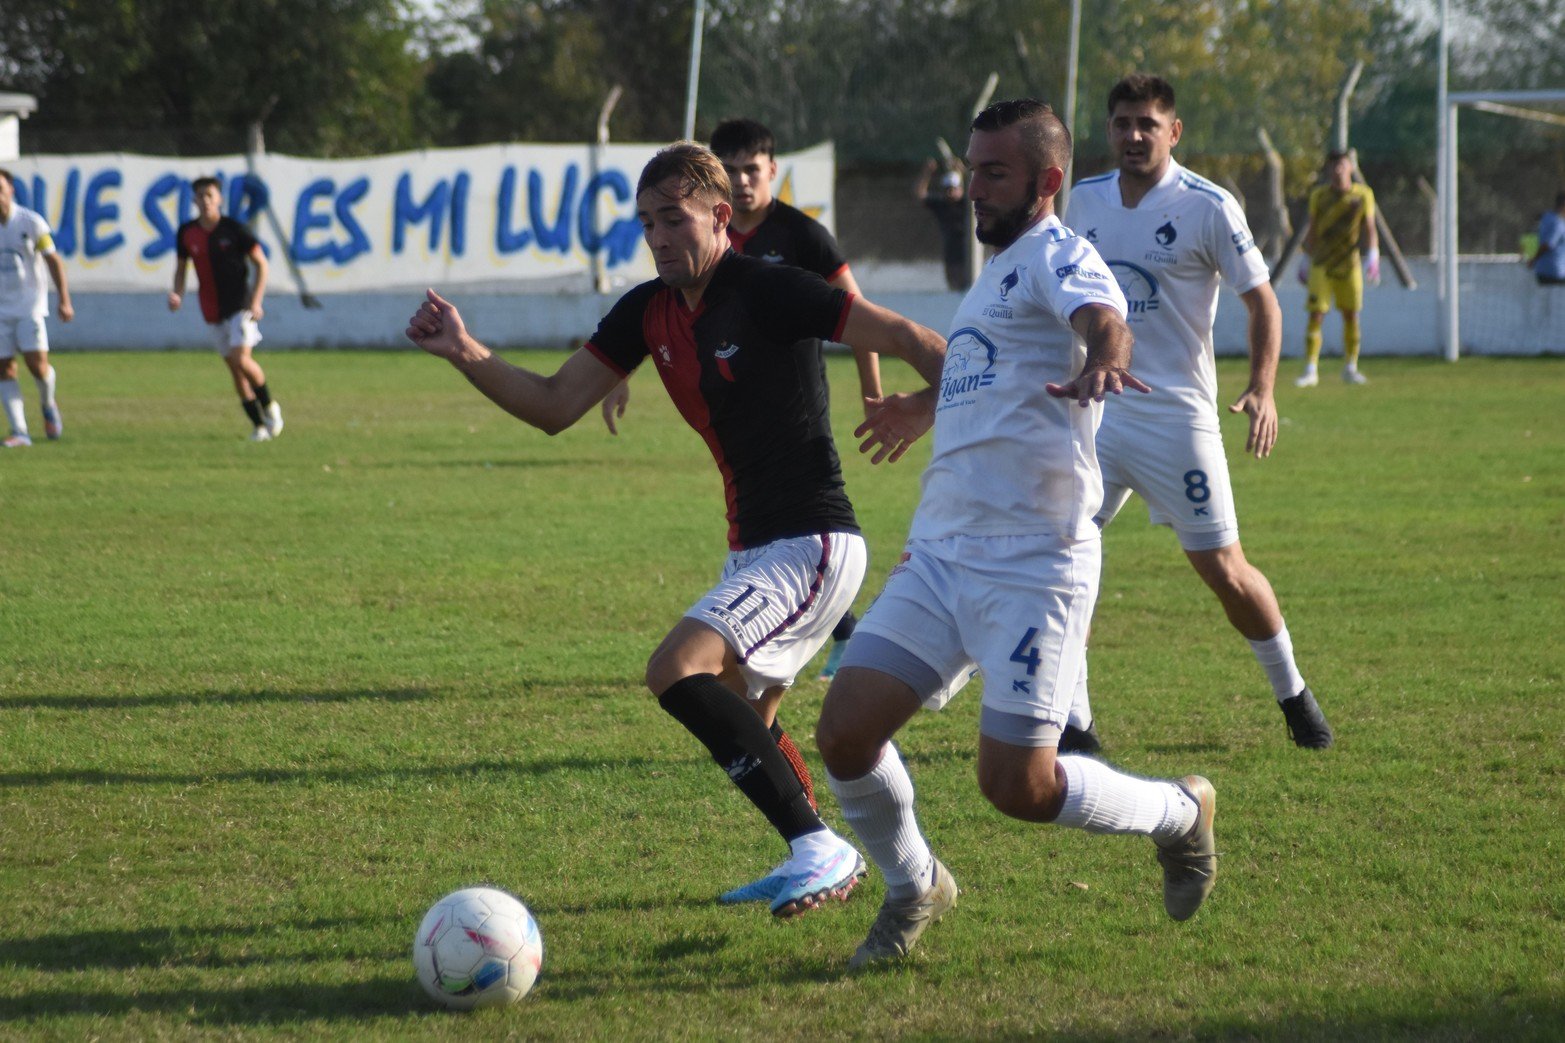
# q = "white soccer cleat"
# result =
<box><xmin>2</xmin><ymin>433</ymin><xmax>33</xmax><ymax>448</ymax></box>
<box><xmin>249</xmin><ymin>425</ymin><xmax>272</xmax><ymax>442</ymax></box>
<box><xmin>263</xmin><ymin>401</ymin><xmax>284</xmax><ymax>437</ymax></box>
<box><xmin>1294</xmin><ymin>371</ymin><xmax>1319</xmax><ymax>388</ymax></box>
<box><xmin>1341</xmin><ymin>368</ymin><xmax>1368</xmax><ymax>385</ymax></box>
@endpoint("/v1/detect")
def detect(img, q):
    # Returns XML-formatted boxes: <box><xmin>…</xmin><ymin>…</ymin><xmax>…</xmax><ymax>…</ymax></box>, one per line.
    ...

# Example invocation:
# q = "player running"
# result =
<box><xmin>601</xmin><ymin>119</ymin><xmax>875</xmax><ymax>685</ymax></box>
<box><xmin>169</xmin><ymin>177</ymin><xmax>283</xmax><ymax>441</ymax></box>
<box><xmin>406</xmin><ymin>142</ymin><xmax>947</xmax><ymax>919</ymax></box>
<box><xmin>1064</xmin><ymin>74</ymin><xmax>1332</xmax><ymax>751</ymax></box>
<box><xmin>818</xmin><ymin>99</ymin><xmax>1216</xmax><ymax>969</ymax></box>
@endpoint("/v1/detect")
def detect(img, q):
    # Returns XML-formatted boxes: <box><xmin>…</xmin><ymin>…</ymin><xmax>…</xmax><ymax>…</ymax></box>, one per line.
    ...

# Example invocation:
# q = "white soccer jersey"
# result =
<box><xmin>0</xmin><ymin>205</ymin><xmax>58</xmax><ymax>320</ymax></box>
<box><xmin>910</xmin><ymin>215</ymin><xmax>1127</xmax><ymax>543</ymax></box>
<box><xmin>1066</xmin><ymin>159</ymin><xmax>1269</xmax><ymax>418</ymax></box>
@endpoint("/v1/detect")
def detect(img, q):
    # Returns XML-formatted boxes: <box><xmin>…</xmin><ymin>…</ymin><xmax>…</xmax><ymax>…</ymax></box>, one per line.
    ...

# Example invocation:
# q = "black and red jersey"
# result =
<box><xmin>586</xmin><ymin>251</ymin><xmax>859</xmax><ymax>551</ymax></box>
<box><xmin>726</xmin><ymin>200</ymin><xmax>849</xmax><ymax>283</ymax></box>
<box><xmin>176</xmin><ymin>216</ymin><xmax>258</xmax><ymax>323</ymax></box>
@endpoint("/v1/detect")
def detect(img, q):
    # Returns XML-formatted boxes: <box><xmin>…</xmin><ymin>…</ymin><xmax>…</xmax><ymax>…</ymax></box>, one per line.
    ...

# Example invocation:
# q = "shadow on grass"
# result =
<box><xmin>0</xmin><ymin>687</ymin><xmax>434</xmax><ymax>712</ymax></box>
<box><xmin>0</xmin><ymin>916</ymin><xmax>400</xmax><ymax>974</ymax></box>
<box><xmin>0</xmin><ymin>979</ymin><xmax>429</xmax><ymax>1024</ymax></box>
<box><xmin>0</xmin><ymin>754</ymin><xmax>663</xmax><ymax>789</ymax></box>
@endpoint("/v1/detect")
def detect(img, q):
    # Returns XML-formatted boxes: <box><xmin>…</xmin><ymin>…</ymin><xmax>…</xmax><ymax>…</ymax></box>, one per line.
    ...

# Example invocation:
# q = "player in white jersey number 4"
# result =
<box><xmin>817</xmin><ymin>99</ymin><xmax>1219</xmax><ymax>970</ymax></box>
<box><xmin>1063</xmin><ymin>74</ymin><xmax>1333</xmax><ymax>752</ymax></box>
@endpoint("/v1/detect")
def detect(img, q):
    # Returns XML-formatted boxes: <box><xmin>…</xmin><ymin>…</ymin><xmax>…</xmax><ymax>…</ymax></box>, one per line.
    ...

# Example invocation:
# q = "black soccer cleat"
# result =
<box><xmin>1058</xmin><ymin>721</ymin><xmax>1103</xmax><ymax>755</ymax></box>
<box><xmin>1279</xmin><ymin>688</ymin><xmax>1334</xmax><ymax>749</ymax></box>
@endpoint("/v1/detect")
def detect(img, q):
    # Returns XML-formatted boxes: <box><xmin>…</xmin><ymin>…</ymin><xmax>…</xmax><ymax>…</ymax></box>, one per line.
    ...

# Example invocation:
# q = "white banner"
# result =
<box><xmin>6</xmin><ymin>142</ymin><xmax>837</xmax><ymax>294</ymax></box>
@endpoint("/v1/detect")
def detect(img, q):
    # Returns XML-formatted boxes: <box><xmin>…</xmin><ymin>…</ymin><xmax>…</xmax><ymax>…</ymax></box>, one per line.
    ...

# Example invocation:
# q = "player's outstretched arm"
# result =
<box><xmin>1230</xmin><ymin>282</ymin><xmax>1281</xmax><ymax>458</ymax></box>
<box><xmin>855</xmin><ymin>389</ymin><xmax>936</xmax><ymax>465</ymax></box>
<box><xmin>838</xmin><ymin>297</ymin><xmax>946</xmax><ymax>388</ymax></box>
<box><xmin>406</xmin><ymin>289</ymin><xmax>621</xmax><ymax>435</ymax></box>
<box><xmin>1047</xmin><ymin>303</ymin><xmax>1149</xmax><ymax>407</ymax></box>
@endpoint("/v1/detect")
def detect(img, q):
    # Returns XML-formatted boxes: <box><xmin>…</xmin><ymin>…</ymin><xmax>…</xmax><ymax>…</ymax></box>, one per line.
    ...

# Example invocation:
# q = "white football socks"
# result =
<box><xmin>34</xmin><ymin>366</ymin><xmax>56</xmax><ymax>411</ymax></box>
<box><xmin>1054</xmin><ymin>754</ymin><xmax>1196</xmax><ymax>843</ymax></box>
<box><xmin>1248</xmin><ymin>624</ymin><xmax>1307</xmax><ymax>701</ymax></box>
<box><xmin>0</xmin><ymin>380</ymin><xmax>26</xmax><ymax>436</ymax></box>
<box><xmin>827</xmin><ymin>744</ymin><xmax>932</xmax><ymax>901</ymax></box>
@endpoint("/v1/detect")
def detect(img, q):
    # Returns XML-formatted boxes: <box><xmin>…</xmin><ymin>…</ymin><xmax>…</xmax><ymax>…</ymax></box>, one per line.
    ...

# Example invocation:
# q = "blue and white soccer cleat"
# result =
<box><xmin>769</xmin><ymin>843</ymin><xmax>867</xmax><ymax>918</ymax></box>
<box><xmin>42</xmin><ymin>405</ymin><xmax>62</xmax><ymax>440</ymax></box>
<box><xmin>718</xmin><ymin>866</ymin><xmax>789</xmax><ymax>906</ymax></box>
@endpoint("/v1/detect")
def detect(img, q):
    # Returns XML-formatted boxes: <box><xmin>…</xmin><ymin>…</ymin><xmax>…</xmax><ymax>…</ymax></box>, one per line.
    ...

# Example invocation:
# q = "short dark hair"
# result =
<box><xmin>1107</xmin><ymin>74</ymin><xmax>1176</xmax><ymax>114</ymax></box>
<box><xmin>191</xmin><ymin>176</ymin><xmax>222</xmax><ymax>195</ymax></box>
<box><xmin>0</xmin><ymin>169</ymin><xmax>12</xmax><ymax>188</ymax></box>
<box><xmin>709</xmin><ymin>119</ymin><xmax>775</xmax><ymax>159</ymax></box>
<box><xmin>636</xmin><ymin>141</ymin><xmax>733</xmax><ymax>205</ymax></box>
<box><xmin>971</xmin><ymin>98</ymin><xmax>1073</xmax><ymax>175</ymax></box>
<box><xmin>1325</xmin><ymin>149</ymin><xmax>1351</xmax><ymax>164</ymax></box>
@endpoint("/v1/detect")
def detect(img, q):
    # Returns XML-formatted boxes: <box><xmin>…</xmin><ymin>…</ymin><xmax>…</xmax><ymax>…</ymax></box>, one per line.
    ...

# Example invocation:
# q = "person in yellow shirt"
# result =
<box><xmin>1295</xmin><ymin>150</ymin><xmax>1378</xmax><ymax>386</ymax></box>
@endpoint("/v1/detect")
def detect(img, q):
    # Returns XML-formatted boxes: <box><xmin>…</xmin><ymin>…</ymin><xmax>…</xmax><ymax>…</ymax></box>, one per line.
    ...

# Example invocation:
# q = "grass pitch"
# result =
<box><xmin>1</xmin><ymin>351</ymin><xmax>1561</xmax><ymax>1041</ymax></box>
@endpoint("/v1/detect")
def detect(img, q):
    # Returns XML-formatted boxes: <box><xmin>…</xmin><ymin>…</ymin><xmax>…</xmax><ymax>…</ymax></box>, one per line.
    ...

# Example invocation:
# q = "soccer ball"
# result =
<box><xmin>413</xmin><ymin>886</ymin><xmax>544</xmax><ymax>1009</ymax></box>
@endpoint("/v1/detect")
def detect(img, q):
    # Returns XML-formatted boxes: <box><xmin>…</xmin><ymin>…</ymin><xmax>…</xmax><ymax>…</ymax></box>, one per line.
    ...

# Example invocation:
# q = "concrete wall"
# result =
<box><xmin>40</xmin><ymin>257</ymin><xmax>1563</xmax><ymax>356</ymax></box>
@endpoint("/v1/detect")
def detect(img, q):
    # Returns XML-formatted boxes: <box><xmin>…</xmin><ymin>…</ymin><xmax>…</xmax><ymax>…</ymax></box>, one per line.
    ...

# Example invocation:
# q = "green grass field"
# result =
<box><xmin>1</xmin><ymin>351</ymin><xmax>1561</xmax><ymax>1041</ymax></box>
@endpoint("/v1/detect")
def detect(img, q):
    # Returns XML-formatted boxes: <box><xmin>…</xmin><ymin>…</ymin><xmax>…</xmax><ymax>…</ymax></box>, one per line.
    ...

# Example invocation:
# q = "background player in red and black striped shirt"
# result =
<box><xmin>406</xmin><ymin>142</ymin><xmax>946</xmax><ymax>920</ymax></box>
<box><xmin>169</xmin><ymin>177</ymin><xmax>283</xmax><ymax>442</ymax></box>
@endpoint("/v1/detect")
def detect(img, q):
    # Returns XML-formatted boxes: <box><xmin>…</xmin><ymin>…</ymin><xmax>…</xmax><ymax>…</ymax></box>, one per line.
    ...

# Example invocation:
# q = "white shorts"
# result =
<box><xmin>687</xmin><ymin>531</ymin><xmax>866</xmax><ymax>699</ymax></box>
<box><xmin>208</xmin><ymin>311</ymin><xmax>263</xmax><ymax>354</ymax></box>
<box><xmin>0</xmin><ymin>316</ymin><xmax>48</xmax><ymax>359</ymax></box>
<box><xmin>848</xmin><ymin>533</ymin><xmax>1099</xmax><ymax>731</ymax></box>
<box><xmin>1095</xmin><ymin>410</ymin><xmax>1239</xmax><ymax>552</ymax></box>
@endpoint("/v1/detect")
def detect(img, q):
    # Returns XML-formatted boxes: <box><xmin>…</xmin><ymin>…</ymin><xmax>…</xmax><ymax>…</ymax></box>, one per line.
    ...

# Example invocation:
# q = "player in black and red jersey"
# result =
<box><xmin>169</xmin><ymin>177</ymin><xmax>282</xmax><ymax>441</ymax></box>
<box><xmin>406</xmin><ymin>142</ymin><xmax>945</xmax><ymax>919</ymax></box>
<box><xmin>602</xmin><ymin>120</ymin><xmax>871</xmax><ymax>702</ymax></box>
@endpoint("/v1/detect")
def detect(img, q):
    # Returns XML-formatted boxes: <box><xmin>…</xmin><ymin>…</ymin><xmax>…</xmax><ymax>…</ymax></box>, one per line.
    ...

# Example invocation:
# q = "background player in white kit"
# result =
<box><xmin>816</xmin><ymin>99</ymin><xmax>1218</xmax><ymax>969</ymax></box>
<box><xmin>1064</xmin><ymin>74</ymin><xmax>1333</xmax><ymax>750</ymax></box>
<box><xmin>0</xmin><ymin>169</ymin><xmax>72</xmax><ymax>447</ymax></box>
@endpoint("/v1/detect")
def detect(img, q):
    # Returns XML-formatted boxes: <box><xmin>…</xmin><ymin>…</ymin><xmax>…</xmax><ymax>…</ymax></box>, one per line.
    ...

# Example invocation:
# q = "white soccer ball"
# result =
<box><xmin>413</xmin><ymin>886</ymin><xmax>544</xmax><ymax>1010</ymax></box>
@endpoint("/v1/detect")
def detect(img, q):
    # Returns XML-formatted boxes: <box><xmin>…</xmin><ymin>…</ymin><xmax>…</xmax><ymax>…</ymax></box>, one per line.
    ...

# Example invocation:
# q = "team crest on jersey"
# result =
<box><xmin>1084</xmin><ymin>228</ymin><xmax>1099</xmax><ymax>242</ymax></box>
<box><xmin>983</xmin><ymin>266</ymin><xmax>1022</xmax><ymax>318</ymax></box>
<box><xmin>714</xmin><ymin>341</ymin><xmax>740</xmax><ymax>382</ymax></box>
<box><xmin>938</xmin><ymin>326</ymin><xmax>999</xmax><ymax>410</ymax></box>
<box><xmin>656</xmin><ymin>344</ymin><xmax>673</xmax><ymax>367</ymax></box>
<box><xmin>1107</xmin><ymin>260</ymin><xmax>1161</xmax><ymax>318</ymax></box>
<box><xmin>1155</xmin><ymin>221</ymin><xmax>1178</xmax><ymax>246</ymax></box>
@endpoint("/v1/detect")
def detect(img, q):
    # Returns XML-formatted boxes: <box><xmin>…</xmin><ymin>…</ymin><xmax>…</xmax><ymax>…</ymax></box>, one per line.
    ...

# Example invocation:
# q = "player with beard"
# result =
<box><xmin>816</xmin><ymin>99</ymin><xmax>1219</xmax><ymax>968</ymax></box>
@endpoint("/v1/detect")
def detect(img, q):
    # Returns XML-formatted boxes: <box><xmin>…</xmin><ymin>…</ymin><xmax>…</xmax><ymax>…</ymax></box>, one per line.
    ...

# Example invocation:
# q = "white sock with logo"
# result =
<box><xmin>827</xmin><ymin>743</ymin><xmax>932</xmax><ymax>901</ymax></box>
<box><xmin>1249</xmin><ymin>624</ymin><xmax>1307</xmax><ymax>702</ymax></box>
<box><xmin>1054</xmin><ymin>754</ymin><xmax>1196</xmax><ymax>844</ymax></box>
<box><xmin>0</xmin><ymin>380</ymin><xmax>26</xmax><ymax>436</ymax></box>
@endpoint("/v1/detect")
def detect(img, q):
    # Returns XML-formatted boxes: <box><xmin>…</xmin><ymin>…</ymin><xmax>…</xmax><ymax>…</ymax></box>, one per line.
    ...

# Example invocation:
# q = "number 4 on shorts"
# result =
<box><xmin>1010</xmin><ymin>627</ymin><xmax>1042</xmax><ymax>676</ymax></box>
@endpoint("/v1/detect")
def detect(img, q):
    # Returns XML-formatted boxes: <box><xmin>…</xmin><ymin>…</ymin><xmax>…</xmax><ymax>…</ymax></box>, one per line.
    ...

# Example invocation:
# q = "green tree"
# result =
<box><xmin>2</xmin><ymin>0</ymin><xmax>430</xmax><ymax>155</ymax></box>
